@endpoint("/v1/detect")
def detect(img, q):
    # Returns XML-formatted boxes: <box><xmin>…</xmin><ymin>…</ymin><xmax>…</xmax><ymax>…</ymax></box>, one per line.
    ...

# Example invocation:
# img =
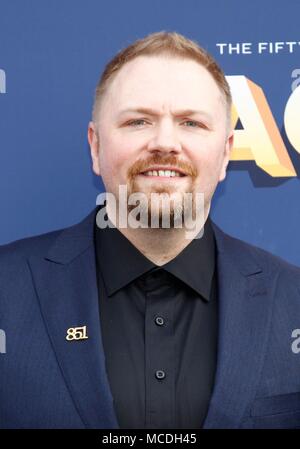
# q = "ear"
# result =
<box><xmin>218</xmin><ymin>129</ymin><xmax>234</xmax><ymax>182</ymax></box>
<box><xmin>88</xmin><ymin>121</ymin><xmax>101</xmax><ymax>176</ymax></box>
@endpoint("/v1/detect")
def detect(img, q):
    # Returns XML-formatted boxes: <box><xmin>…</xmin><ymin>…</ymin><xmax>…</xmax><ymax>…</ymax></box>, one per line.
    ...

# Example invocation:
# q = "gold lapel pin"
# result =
<box><xmin>66</xmin><ymin>325</ymin><xmax>88</xmax><ymax>341</ymax></box>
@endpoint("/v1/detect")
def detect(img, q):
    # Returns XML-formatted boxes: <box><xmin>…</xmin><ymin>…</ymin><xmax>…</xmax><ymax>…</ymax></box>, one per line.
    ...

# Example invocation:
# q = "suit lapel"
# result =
<box><xmin>203</xmin><ymin>223</ymin><xmax>277</xmax><ymax>428</ymax></box>
<box><xmin>27</xmin><ymin>208</ymin><xmax>119</xmax><ymax>429</ymax></box>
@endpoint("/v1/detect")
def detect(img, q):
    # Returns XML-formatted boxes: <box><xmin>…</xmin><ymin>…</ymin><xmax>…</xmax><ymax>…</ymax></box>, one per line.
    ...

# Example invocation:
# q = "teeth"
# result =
<box><xmin>143</xmin><ymin>170</ymin><xmax>182</xmax><ymax>177</ymax></box>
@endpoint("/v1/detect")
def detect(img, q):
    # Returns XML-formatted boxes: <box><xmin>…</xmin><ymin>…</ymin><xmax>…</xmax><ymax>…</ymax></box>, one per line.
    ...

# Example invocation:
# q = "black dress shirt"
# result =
<box><xmin>94</xmin><ymin>206</ymin><xmax>218</xmax><ymax>429</ymax></box>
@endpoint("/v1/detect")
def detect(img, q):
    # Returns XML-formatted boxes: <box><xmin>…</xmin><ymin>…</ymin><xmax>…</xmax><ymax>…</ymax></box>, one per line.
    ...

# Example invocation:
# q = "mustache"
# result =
<box><xmin>127</xmin><ymin>154</ymin><xmax>198</xmax><ymax>179</ymax></box>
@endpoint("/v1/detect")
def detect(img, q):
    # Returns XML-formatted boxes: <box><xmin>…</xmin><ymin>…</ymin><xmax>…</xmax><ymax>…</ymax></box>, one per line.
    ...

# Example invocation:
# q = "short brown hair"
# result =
<box><xmin>92</xmin><ymin>31</ymin><xmax>232</xmax><ymax>124</ymax></box>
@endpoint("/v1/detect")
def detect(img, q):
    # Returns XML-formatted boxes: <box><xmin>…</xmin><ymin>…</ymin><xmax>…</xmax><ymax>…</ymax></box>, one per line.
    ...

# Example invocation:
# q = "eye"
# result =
<box><xmin>182</xmin><ymin>120</ymin><xmax>206</xmax><ymax>128</ymax></box>
<box><xmin>127</xmin><ymin>119</ymin><xmax>149</xmax><ymax>127</ymax></box>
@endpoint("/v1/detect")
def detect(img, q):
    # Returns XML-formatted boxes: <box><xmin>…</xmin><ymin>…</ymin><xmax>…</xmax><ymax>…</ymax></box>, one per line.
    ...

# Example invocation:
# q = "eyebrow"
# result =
<box><xmin>117</xmin><ymin>107</ymin><xmax>213</xmax><ymax>121</ymax></box>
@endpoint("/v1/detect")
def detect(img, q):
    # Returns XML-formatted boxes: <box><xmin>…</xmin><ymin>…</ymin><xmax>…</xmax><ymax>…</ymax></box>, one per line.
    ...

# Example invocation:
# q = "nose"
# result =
<box><xmin>147</xmin><ymin>119</ymin><xmax>182</xmax><ymax>154</ymax></box>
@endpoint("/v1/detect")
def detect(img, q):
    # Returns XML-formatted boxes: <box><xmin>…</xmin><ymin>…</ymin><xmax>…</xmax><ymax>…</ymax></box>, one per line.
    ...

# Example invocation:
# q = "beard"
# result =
<box><xmin>105</xmin><ymin>153</ymin><xmax>202</xmax><ymax>229</ymax></box>
<box><xmin>127</xmin><ymin>170</ymin><xmax>197</xmax><ymax>229</ymax></box>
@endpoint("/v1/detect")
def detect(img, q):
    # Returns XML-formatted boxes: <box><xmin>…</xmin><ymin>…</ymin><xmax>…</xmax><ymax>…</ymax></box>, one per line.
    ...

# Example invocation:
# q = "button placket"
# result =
<box><xmin>144</xmin><ymin>272</ymin><xmax>176</xmax><ymax>428</ymax></box>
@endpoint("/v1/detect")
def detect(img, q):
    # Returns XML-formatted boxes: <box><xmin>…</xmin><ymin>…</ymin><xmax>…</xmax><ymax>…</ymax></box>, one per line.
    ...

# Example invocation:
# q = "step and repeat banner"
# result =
<box><xmin>1</xmin><ymin>0</ymin><xmax>299</xmax><ymax>265</ymax></box>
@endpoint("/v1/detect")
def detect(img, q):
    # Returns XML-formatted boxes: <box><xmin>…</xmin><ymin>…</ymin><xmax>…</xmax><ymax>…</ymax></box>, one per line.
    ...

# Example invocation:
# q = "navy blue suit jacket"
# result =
<box><xmin>1</xmin><ymin>207</ymin><xmax>300</xmax><ymax>429</ymax></box>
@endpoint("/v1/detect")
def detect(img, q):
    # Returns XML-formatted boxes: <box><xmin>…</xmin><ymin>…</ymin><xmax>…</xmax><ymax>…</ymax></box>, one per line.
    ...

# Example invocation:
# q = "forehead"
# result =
<box><xmin>101</xmin><ymin>55</ymin><xmax>224</xmax><ymax>116</ymax></box>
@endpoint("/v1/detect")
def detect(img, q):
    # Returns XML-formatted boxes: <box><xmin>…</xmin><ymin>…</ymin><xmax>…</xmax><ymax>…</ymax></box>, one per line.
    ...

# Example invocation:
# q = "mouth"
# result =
<box><xmin>138</xmin><ymin>167</ymin><xmax>187</xmax><ymax>179</ymax></box>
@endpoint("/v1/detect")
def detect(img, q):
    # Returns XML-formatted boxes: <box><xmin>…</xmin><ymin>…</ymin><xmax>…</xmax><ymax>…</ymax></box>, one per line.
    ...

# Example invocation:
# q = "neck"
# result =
<box><xmin>106</xmin><ymin>201</ymin><xmax>210</xmax><ymax>266</ymax></box>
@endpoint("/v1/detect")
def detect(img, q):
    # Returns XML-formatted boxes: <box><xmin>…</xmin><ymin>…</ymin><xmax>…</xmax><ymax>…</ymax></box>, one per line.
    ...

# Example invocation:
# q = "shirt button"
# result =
<box><xmin>155</xmin><ymin>370</ymin><xmax>166</xmax><ymax>380</ymax></box>
<box><xmin>155</xmin><ymin>316</ymin><xmax>165</xmax><ymax>326</ymax></box>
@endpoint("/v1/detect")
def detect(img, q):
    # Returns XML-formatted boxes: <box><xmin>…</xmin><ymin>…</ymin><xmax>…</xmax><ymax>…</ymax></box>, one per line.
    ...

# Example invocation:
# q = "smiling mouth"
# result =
<box><xmin>139</xmin><ymin>169</ymin><xmax>187</xmax><ymax>178</ymax></box>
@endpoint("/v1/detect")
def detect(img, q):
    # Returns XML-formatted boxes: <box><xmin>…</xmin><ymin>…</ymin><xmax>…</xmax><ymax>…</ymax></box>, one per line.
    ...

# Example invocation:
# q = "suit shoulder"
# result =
<box><xmin>242</xmin><ymin>237</ymin><xmax>299</xmax><ymax>273</ymax></box>
<box><xmin>212</xmin><ymin>222</ymin><xmax>300</xmax><ymax>278</ymax></box>
<box><xmin>0</xmin><ymin>224</ymin><xmax>73</xmax><ymax>261</ymax></box>
<box><xmin>0</xmin><ymin>207</ymin><xmax>96</xmax><ymax>265</ymax></box>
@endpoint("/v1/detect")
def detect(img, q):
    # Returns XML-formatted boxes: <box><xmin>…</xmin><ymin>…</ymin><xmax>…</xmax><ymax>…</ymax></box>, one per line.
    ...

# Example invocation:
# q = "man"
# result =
<box><xmin>1</xmin><ymin>31</ymin><xmax>300</xmax><ymax>429</ymax></box>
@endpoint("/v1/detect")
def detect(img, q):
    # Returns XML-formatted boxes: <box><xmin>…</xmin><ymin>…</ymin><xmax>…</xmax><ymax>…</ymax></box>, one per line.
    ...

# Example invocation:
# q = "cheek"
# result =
<box><xmin>101</xmin><ymin>155</ymin><xmax>122</xmax><ymax>182</ymax></box>
<box><xmin>191</xmin><ymin>144</ymin><xmax>226</xmax><ymax>189</ymax></box>
<box><xmin>100</xmin><ymin>150</ymin><xmax>135</xmax><ymax>192</ymax></box>
<box><xmin>101</xmin><ymin>133</ymin><xmax>144</xmax><ymax>179</ymax></box>
<box><xmin>194</xmin><ymin>137</ymin><xmax>226</xmax><ymax>171</ymax></box>
<box><xmin>98</xmin><ymin>136</ymin><xmax>127</xmax><ymax>177</ymax></box>
<box><xmin>192</xmin><ymin>152</ymin><xmax>218</xmax><ymax>177</ymax></box>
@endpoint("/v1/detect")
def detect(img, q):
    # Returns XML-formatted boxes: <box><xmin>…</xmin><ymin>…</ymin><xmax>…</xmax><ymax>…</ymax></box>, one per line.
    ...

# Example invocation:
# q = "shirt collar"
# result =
<box><xmin>94</xmin><ymin>206</ymin><xmax>216</xmax><ymax>301</ymax></box>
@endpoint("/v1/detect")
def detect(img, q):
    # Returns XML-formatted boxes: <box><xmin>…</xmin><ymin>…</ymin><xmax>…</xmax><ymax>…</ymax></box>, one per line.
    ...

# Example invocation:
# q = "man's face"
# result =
<box><xmin>89</xmin><ymin>55</ymin><xmax>233</xmax><ymax>224</ymax></box>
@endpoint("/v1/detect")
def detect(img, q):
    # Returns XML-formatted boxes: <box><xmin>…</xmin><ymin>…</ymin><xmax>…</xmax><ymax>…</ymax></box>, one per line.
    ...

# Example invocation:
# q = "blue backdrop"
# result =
<box><xmin>1</xmin><ymin>0</ymin><xmax>300</xmax><ymax>265</ymax></box>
